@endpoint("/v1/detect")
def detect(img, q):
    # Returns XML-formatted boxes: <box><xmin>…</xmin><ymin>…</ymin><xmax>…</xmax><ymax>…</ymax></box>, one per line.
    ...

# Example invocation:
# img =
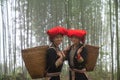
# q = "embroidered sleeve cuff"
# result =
<box><xmin>55</xmin><ymin>58</ymin><xmax>63</xmax><ymax>68</ymax></box>
<box><xmin>77</xmin><ymin>55</ymin><xmax>84</xmax><ymax>63</ymax></box>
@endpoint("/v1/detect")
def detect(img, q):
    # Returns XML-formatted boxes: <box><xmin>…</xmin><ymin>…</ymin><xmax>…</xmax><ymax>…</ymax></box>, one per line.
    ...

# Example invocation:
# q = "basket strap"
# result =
<box><xmin>49</xmin><ymin>47</ymin><xmax>57</xmax><ymax>51</ymax></box>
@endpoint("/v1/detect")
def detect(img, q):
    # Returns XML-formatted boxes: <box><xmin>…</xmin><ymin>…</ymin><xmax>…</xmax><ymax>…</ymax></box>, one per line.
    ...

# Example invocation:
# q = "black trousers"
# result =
<box><xmin>50</xmin><ymin>76</ymin><xmax>60</xmax><ymax>80</ymax></box>
<box><xmin>69</xmin><ymin>71</ymin><xmax>88</xmax><ymax>80</ymax></box>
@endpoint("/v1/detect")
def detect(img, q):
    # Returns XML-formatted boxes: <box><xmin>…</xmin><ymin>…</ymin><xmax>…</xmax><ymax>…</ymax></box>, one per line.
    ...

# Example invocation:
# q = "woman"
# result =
<box><xmin>65</xmin><ymin>29</ymin><xmax>88</xmax><ymax>80</ymax></box>
<box><xmin>46</xmin><ymin>26</ymin><xmax>67</xmax><ymax>80</ymax></box>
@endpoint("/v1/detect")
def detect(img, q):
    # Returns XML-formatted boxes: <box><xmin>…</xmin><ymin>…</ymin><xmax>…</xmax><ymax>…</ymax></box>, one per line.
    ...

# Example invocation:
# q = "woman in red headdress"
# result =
<box><xmin>45</xmin><ymin>26</ymin><xmax>67</xmax><ymax>80</ymax></box>
<box><xmin>64</xmin><ymin>29</ymin><xmax>88</xmax><ymax>80</ymax></box>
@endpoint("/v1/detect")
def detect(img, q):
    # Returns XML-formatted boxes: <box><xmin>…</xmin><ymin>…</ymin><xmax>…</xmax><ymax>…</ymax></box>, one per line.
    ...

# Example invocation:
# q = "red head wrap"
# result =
<box><xmin>67</xmin><ymin>29</ymin><xmax>87</xmax><ymax>43</ymax></box>
<box><xmin>47</xmin><ymin>26</ymin><xmax>67</xmax><ymax>41</ymax></box>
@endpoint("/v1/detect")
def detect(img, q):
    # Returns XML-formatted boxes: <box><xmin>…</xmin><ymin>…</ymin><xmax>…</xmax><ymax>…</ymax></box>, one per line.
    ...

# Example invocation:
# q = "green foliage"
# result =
<box><xmin>0</xmin><ymin>73</ymin><xmax>30</xmax><ymax>80</ymax></box>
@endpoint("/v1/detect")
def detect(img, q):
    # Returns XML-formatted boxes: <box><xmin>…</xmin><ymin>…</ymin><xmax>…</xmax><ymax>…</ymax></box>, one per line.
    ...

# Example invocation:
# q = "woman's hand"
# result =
<box><xmin>61</xmin><ymin>51</ymin><xmax>65</xmax><ymax>58</ymax></box>
<box><xmin>57</xmin><ymin>51</ymin><xmax>65</xmax><ymax>58</ymax></box>
<box><xmin>55</xmin><ymin>51</ymin><xmax>65</xmax><ymax>67</ymax></box>
<box><xmin>76</xmin><ymin>53</ymin><xmax>84</xmax><ymax>63</ymax></box>
<box><xmin>77</xmin><ymin>46</ymin><xmax>84</xmax><ymax>54</ymax></box>
<box><xmin>57</xmin><ymin>51</ymin><xmax>63</xmax><ymax>58</ymax></box>
<box><xmin>55</xmin><ymin>57</ymin><xmax>63</xmax><ymax>67</ymax></box>
<box><xmin>76</xmin><ymin>46</ymin><xmax>84</xmax><ymax>63</ymax></box>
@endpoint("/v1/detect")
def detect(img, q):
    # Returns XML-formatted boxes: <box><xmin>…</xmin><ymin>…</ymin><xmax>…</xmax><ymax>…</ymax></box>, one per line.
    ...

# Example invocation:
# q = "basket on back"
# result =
<box><xmin>22</xmin><ymin>45</ymin><xmax>49</xmax><ymax>79</ymax></box>
<box><xmin>22</xmin><ymin>44</ymin><xmax>99</xmax><ymax>79</ymax></box>
<box><xmin>85</xmin><ymin>44</ymin><xmax>99</xmax><ymax>71</ymax></box>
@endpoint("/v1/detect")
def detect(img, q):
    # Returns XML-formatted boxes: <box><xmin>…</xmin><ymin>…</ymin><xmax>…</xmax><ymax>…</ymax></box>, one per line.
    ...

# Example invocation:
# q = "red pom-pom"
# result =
<box><xmin>67</xmin><ymin>29</ymin><xmax>87</xmax><ymax>43</ymax></box>
<box><xmin>47</xmin><ymin>26</ymin><xmax>67</xmax><ymax>39</ymax></box>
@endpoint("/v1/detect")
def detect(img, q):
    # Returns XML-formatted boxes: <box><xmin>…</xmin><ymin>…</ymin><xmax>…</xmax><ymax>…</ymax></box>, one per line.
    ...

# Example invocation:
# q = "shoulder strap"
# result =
<box><xmin>49</xmin><ymin>47</ymin><xmax>57</xmax><ymax>51</ymax></box>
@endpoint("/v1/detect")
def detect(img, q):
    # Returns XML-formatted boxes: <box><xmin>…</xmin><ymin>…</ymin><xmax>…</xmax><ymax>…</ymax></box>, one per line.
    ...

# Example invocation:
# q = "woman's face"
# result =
<box><xmin>70</xmin><ymin>36</ymin><xmax>80</xmax><ymax>45</ymax></box>
<box><xmin>53</xmin><ymin>34</ymin><xmax>63</xmax><ymax>46</ymax></box>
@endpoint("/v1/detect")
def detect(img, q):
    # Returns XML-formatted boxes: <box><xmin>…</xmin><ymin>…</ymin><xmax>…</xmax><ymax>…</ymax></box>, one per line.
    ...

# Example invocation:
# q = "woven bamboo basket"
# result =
<box><xmin>22</xmin><ymin>44</ymin><xmax>99</xmax><ymax>79</ymax></box>
<box><xmin>85</xmin><ymin>44</ymin><xmax>99</xmax><ymax>71</ymax></box>
<box><xmin>22</xmin><ymin>45</ymin><xmax>49</xmax><ymax>79</ymax></box>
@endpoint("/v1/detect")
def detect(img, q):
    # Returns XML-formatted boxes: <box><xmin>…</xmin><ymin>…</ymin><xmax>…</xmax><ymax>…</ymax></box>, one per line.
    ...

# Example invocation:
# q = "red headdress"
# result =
<box><xmin>67</xmin><ymin>29</ymin><xmax>87</xmax><ymax>43</ymax></box>
<box><xmin>47</xmin><ymin>26</ymin><xmax>67</xmax><ymax>40</ymax></box>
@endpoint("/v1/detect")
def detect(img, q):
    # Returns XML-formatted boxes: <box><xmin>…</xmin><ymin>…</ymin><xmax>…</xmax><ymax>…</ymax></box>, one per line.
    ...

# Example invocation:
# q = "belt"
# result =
<box><xmin>46</xmin><ymin>72</ymin><xmax>61</xmax><ymax>77</ymax></box>
<box><xmin>70</xmin><ymin>68</ymin><xmax>86</xmax><ymax>73</ymax></box>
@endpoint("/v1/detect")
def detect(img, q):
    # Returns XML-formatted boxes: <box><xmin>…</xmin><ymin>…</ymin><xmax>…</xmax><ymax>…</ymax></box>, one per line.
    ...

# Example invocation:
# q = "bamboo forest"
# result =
<box><xmin>0</xmin><ymin>0</ymin><xmax>120</xmax><ymax>80</ymax></box>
